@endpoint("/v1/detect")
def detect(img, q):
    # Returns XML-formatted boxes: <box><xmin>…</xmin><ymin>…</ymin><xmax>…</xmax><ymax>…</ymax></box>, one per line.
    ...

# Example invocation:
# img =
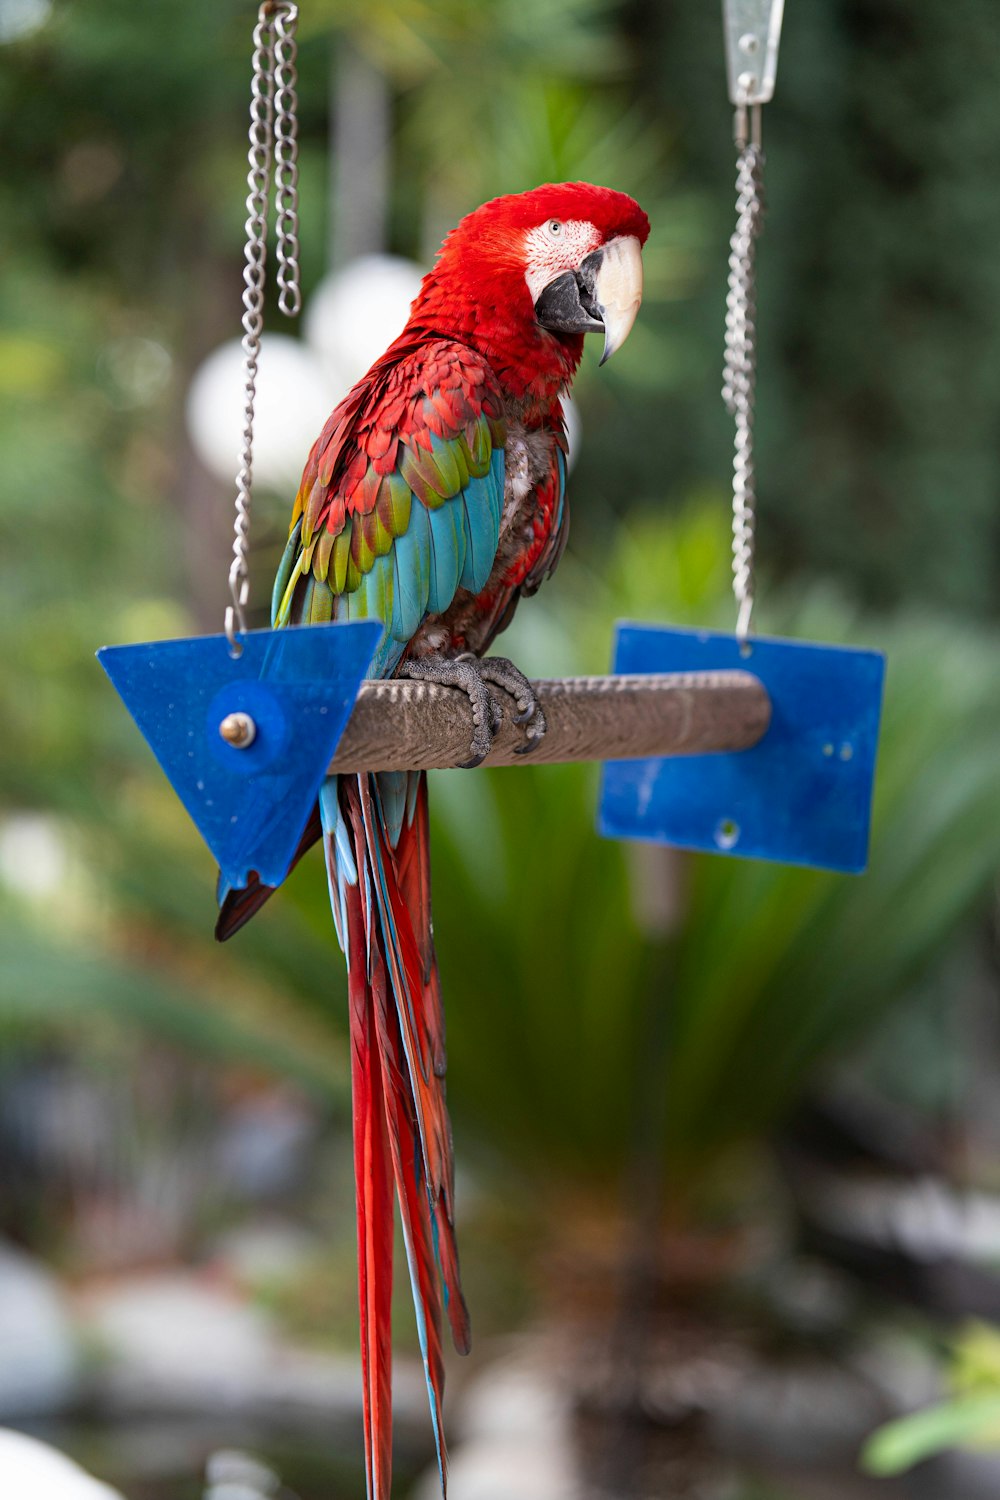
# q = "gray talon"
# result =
<box><xmin>399</xmin><ymin>654</ymin><xmax>500</xmax><ymax>767</ymax></box>
<box><xmin>514</xmin><ymin>703</ymin><xmax>548</xmax><ymax>753</ymax></box>
<box><xmin>399</xmin><ymin>651</ymin><xmax>545</xmax><ymax>765</ymax></box>
<box><xmin>476</xmin><ymin>656</ymin><xmax>547</xmax><ymax>750</ymax></box>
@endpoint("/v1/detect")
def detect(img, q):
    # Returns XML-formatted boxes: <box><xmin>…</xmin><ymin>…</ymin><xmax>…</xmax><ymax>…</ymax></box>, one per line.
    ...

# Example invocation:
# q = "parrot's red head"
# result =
<box><xmin>409</xmin><ymin>182</ymin><xmax>650</xmax><ymax>402</ymax></box>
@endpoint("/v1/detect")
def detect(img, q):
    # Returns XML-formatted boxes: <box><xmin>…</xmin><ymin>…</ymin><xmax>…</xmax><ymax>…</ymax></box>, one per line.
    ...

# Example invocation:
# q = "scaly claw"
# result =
<box><xmin>513</xmin><ymin>712</ymin><xmax>547</xmax><ymax>754</ymax></box>
<box><xmin>487</xmin><ymin>689</ymin><xmax>504</xmax><ymax>738</ymax></box>
<box><xmin>401</xmin><ymin>652</ymin><xmax>547</xmax><ymax>765</ymax></box>
<box><xmin>471</xmin><ymin>655</ymin><xmax>548</xmax><ymax>751</ymax></box>
<box><xmin>513</xmin><ymin>726</ymin><xmax>544</xmax><ymax>755</ymax></box>
<box><xmin>399</xmin><ymin>654</ymin><xmax>501</xmax><ymax>767</ymax></box>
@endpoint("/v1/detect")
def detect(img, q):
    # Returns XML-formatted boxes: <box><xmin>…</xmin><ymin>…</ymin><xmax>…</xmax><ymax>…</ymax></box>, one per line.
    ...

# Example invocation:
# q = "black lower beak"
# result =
<box><xmin>534</xmin><ymin>237</ymin><xmax>643</xmax><ymax>364</ymax></box>
<box><xmin>533</xmin><ymin>255</ymin><xmax>604</xmax><ymax>338</ymax></box>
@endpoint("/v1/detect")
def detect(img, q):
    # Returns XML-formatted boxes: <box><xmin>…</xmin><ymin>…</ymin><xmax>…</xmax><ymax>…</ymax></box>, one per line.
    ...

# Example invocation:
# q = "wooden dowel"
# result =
<box><xmin>328</xmin><ymin>671</ymin><xmax>771</xmax><ymax>773</ymax></box>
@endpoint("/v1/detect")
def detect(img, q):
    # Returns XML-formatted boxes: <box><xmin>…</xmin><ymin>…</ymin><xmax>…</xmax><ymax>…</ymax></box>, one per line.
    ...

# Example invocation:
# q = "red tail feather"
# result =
<box><xmin>345</xmin><ymin>882</ymin><xmax>394</xmax><ymax>1500</ymax></box>
<box><xmin>340</xmin><ymin>771</ymin><xmax>469</xmax><ymax>1497</ymax></box>
<box><xmin>388</xmin><ymin>781</ymin><xmax>470</xmax><ymax>1354</ymax></box>
<box><xmin>370</xmin><ymin>959</ymin><xmax>449</xmax><ymax>1475</ymax></box>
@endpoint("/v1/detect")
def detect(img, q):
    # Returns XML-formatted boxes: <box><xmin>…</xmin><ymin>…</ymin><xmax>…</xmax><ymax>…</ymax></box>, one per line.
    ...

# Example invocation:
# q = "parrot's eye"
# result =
<box><xmin>546</xmin><ymin>219</ymin><xmax>563</xmax><ymax>237</ymax></box>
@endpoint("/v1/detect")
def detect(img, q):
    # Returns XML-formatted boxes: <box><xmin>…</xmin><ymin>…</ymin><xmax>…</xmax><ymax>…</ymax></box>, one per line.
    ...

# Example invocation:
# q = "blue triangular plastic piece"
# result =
<box><xmin>599</xmin><ymin>624</ymin><xmax>886</xmax><ymax>874</ymax></box>
<box><xmin>98</xmin><ymin>622</ymin><xmax>381</xmax><ymax>888</ymax></box>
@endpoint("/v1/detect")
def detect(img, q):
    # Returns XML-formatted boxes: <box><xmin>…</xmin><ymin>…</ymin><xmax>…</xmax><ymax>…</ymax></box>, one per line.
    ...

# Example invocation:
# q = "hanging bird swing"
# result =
<box><xmin>600</xmin><ymin>0</ymin><xmax>885</xmax><ymax>872</ymax></box>
<box><xmin>98</xmin><ymin>2</ymin><xmax>884</xmax><ymax>1495</ymax></box>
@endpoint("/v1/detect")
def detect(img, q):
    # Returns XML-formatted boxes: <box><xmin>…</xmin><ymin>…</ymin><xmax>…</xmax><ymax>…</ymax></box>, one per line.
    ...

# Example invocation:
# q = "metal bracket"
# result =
<box><xmin>723</xmin><ymin>0</ymin><xmax>785</xmax><ymax>106</ymax></box>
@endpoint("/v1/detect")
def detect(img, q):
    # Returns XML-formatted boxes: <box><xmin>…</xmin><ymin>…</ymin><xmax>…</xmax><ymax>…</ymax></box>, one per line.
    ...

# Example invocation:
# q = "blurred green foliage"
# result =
<box><xmin>863</xmin><ymin>1322</ymin><xmax>1000</xmax><ymax>1475</ymax></box>
<box><xmin>429</xmin><ymin>509</ymin><xmax>1000</xmax><ymax>1188</ymax></box>
<box><xmin>1</xmin><ymin>0</ymin><xmax>999</xmax><ymax>1249</ymax></box>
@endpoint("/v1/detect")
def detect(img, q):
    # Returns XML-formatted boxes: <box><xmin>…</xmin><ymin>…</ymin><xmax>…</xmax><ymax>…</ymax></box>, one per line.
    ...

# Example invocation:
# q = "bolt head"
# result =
<box><xmin>219</xmin><ymin>711</ymin><xmax>257</xmax><ymax>749</ymax></box>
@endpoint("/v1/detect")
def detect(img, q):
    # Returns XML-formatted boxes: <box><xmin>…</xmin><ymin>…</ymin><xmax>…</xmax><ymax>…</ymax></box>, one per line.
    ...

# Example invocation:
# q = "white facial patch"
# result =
<box><xmin>523</xmin><ymin>219</ymin><xmax>603</xmax><ymax>304</ymax></box>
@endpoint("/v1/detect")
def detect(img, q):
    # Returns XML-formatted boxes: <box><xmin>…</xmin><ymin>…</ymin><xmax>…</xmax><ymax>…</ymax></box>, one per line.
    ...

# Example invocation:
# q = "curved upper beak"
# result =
<box><xmin>533</xmin><ymin>234</ymin><xmax>644</xmax><ymax>365</ymax></box>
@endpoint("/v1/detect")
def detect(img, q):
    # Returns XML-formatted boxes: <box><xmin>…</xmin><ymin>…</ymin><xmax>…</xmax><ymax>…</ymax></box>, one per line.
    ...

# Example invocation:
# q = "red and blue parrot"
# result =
<box><xmin>217</xmin><ymin>182</ymin><xmax>649</xmax><ymax>1498</ymax></box>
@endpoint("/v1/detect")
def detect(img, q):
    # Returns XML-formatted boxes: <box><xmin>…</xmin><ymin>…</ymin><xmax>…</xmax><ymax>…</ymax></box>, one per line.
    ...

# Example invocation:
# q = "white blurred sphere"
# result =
<box><xmin>0</xmin><ymin>0</ymin><xmax>52</xmax><ymax>44</ymax></box>
<box><xmin>305</xmin><ymin>254</ymin><xmax>424</xmax><ymax>390</ymax></box>
<box><xmin>0</xmin><ymin>1429</ymin><xmax>123</xmax><ymax>1499</ymax></box>
<box><xmin>186</xmin><ymin>334</ymin><xmax>338</xmax><ymax>494</ymax></box>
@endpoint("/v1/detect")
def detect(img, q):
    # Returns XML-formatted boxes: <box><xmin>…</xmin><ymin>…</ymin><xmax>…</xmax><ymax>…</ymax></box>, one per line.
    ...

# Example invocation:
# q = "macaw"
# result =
<box><xmin>217</xmin><ymin>182</ymin><xmax>649</xmax><ymax>1499</ymax></box>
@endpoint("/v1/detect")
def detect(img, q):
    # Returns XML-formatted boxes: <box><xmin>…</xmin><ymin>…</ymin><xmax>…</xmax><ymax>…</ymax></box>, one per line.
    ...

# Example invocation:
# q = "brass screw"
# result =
<box><xmin>219</xmin><ymin>711</ymin><xmax>257</xmax><ymax>749</ymax></box>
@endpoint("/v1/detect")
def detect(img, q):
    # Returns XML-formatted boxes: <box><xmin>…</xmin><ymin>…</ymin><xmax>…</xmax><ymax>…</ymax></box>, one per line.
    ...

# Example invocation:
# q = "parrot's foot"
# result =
<box><xmin>399</xmin><ymin>654</ymin><xmax>503</xmax><ymax>768</ymax></box>
<box><xmin>470</xmin><ymin>655</ymin><xmax>547</xmax><ymax>755</ymax></box>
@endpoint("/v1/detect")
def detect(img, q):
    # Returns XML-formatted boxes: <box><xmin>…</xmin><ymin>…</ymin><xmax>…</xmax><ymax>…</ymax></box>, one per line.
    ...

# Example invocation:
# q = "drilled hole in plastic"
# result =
<box><xmin>715</xmin><ymin>818</ymin><xmax>740</xmax><ymax>851</ymax></box>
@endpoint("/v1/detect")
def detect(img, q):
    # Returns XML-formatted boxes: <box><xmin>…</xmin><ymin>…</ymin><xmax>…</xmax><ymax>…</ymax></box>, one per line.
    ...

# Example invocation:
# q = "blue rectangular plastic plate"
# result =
<box><xmin>598</xmin><ymin>624</ymin><xmax>886</xmax><ymax>873</ymax></box>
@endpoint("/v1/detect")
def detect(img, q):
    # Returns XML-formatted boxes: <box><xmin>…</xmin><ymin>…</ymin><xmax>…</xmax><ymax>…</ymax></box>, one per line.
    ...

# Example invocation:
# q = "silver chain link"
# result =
<box><xmin>273</xmin><ymin>6</ymin><xmax>302</xmax><ymax>319</ymax></box>
<box><xmin>226</xmin><ymin>1</ymin><xmax>301</xmax><ymax>656</ymax></box>
<box><xmin>722</xmin><ymin>104</ymin><xmax>765</xmax><ymax>642</ymax></box>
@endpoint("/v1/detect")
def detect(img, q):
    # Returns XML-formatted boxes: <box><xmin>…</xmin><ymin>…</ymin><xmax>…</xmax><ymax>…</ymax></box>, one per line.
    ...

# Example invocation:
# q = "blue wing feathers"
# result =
<box><xmin>428</xmin><ymin>496</ymin><xmax>468</xmax><ymax>614</ymax></box>
<box><xmin>392</xmin><ymin>504</ymin><xmax>433</xmax><ymax>638</ymax></box>
<box><xmin>459</xmin><ymin>468</ymin><xmax>503</xmax><ymax>595</ymax></box>
<box><xmin>391</xmin><ymin>531</ymin><xmax>425</xmax><ymax>643</ymax></box>
<box><xmin>555</xmin><ymin>448</ymin><xmax>568</xmax><ymax>531</ymax></box>
<box><xmin>488</xmin><ymin>449</ymin><xmax>505</xmax><ymax>533</ymax></box>
<box><xmin>278</xmin><ymin>365</ymin><xmax>507</xmax><ymax>675</ymax></box>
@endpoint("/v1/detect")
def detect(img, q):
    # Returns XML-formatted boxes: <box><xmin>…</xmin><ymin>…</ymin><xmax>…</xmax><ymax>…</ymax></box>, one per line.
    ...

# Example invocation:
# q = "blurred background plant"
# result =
<box><xmin>864</xmin><ymin>1322</ymin><xmax>1000</xmax><ymax>1479</ymax></box>
<box><xmin>3</xmin><ymin>0</ymin><xmax>1000</xmax><ymax>1497</ymax></box>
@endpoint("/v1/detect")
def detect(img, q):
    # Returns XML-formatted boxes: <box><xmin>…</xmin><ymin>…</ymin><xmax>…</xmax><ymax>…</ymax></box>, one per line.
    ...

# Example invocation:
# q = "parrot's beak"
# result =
<box><xmin>533</xmin><ymin>234</ymin><xmax>644</xmax><ymax>364</ymax></box>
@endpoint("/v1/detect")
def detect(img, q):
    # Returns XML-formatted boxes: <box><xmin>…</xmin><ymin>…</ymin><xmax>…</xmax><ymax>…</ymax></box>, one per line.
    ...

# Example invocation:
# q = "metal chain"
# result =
<box><xmin>226</xmin><ymin>1</ymin><xmax>301</xmax><ymax>656</ymax></box>
<box><xmin>722</xmin><ymin>104</ymin><xmax>765</xmax><ymax>642</ymax></box>
<box><xmin>273</xmin><ymin>6</ymin><xmax>302</xmax><ymax>318</ymax></box>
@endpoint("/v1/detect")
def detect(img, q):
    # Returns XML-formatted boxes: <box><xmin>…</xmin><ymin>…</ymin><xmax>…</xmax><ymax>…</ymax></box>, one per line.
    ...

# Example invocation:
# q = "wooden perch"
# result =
<box><xmin>328</xmin><ymin>671</ymin><xmax>771</xmax><ymax>773</ymax></box>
